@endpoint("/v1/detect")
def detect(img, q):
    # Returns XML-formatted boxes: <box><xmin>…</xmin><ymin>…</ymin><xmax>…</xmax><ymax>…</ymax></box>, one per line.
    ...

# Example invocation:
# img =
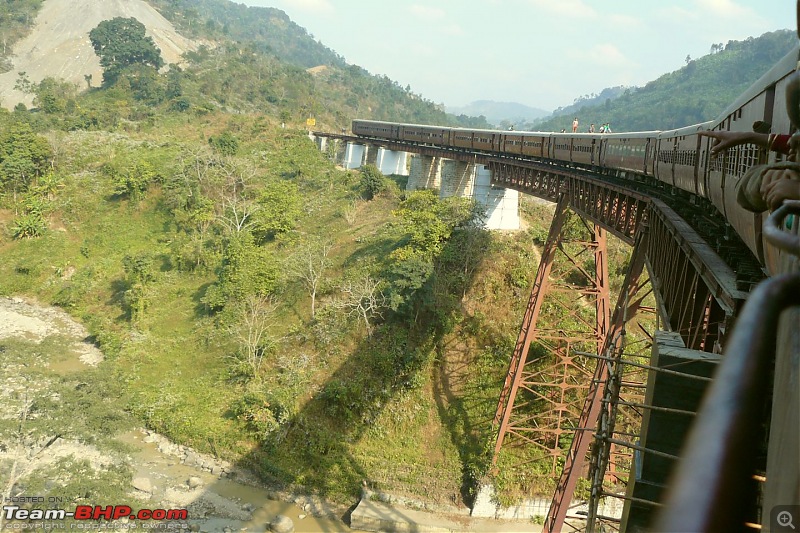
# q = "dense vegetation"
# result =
<box><xmin>534</xmin><ymin>30</ymin><xmax>796</xmax><ymax>132</ymax></box>
<box><xmin>0</xmin><ymin>0</ymin><xmax>559</xmax><ymax>501</ymax></box>
<box><xmin>0</xmin><ymin>92</ymin><xmax>577</xmax><ymax>506</ymax></box>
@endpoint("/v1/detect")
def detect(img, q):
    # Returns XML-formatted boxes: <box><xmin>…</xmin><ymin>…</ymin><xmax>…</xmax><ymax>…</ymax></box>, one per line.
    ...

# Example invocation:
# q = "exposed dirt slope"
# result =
<box><xmin>0</xmin><ymin>0</ymin><xmax>199</xmax><ymax>109</ymax></box>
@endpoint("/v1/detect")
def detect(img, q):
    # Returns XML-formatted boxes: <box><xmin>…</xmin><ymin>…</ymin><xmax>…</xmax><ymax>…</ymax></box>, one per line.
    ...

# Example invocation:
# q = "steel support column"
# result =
<box><xmin>544</xmin><ymin>231</ymin><xmax>651</xmax><ymax>533</ymax></box>
<box><xmin>492</xmin><ymin>198</ymin><xmax>611</xmax><ymax>498</ymax></box>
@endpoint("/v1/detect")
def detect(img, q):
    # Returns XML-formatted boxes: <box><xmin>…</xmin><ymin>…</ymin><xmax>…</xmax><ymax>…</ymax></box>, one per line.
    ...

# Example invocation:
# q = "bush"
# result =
<box><xmin>108</xmin><ymin>160</ymin><xmax>159</xmax><ymax>201</ymax></box>
<box><xmin>231</xmin><ymin>388</ymin><xmax>293</xmax><ymax>442</ymax></box>
<box><xmin>209</xmin><ymin>131</ymin><xmax>239</xmax><ymax>156</ymax></box>
<box><xmin>359</xmin><ymin>164</ymin><xmax>385</xmax><ymax>200</ymax></box>
<box><xmin>11</xmin><ymin>212</ymin><xmax>46</xmax><ymax>239</ymax></box>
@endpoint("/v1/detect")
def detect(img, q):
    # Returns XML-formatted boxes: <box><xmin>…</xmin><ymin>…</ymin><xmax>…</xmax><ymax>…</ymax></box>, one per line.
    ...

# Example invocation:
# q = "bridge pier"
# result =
<box><xmin>617</xmin><ymin>331</ymin><xmax>716</xmax><ymax>532</ymax></box>
<box><xmin>477</xmin><ymin>165</ymin><xmax>519</xmax><ymax>230</ymax></box>
<box><xmin>364</xmin><ymin>144</ymin><xmax>378</xmax><ymax>167</ymax></box>
<box><xmin>440</xmin><ymin>160</ymin><xmax>475</xmax><ymax>199</ymax></box>
<box><xmin>408</xmin><ymin>154</ymin><xmax>442</xmax><ymax>190</ymax></box>
<box><xmin>376</xmin><ymin>148</ymin><xmax>408</xmax><ymax>176</ymax></box>
<box><xmin>314</xmin><ymin>135</ymin><xmax>327</xmax><ymax>153</ymax></box>
<box><xmin>344</xmin><ymin>142</ymin><xmax>364</xmax><ymax>169</ymax></box>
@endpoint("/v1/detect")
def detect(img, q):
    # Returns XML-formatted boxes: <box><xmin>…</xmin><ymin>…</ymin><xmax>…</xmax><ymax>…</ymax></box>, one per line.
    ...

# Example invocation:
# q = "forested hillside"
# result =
<box><xmin>146</xmin><ymin>0</ymin><xmax>346</xmax><ymax>69</ymax></box>
<box><xmin>535</xmin><ymin>30</ymin><xmax>796</xmax><ymax>132</ymax></box>
<box><xmin>0</xmin><ymin>0</ymin><xmax>490</xmax><ymax>129</ymax></box>
<box><xmin>0</xmin><ymin>0</ymin><xmax>548</xmax><ymax>511</ymax></box>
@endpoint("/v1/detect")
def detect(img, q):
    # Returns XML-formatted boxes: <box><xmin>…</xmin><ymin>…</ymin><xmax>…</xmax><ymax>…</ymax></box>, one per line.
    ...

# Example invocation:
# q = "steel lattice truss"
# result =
<box><xmin>492</xmin><ymin>199</ymin><xmax>611</xmax><ymax>490</ymax></box>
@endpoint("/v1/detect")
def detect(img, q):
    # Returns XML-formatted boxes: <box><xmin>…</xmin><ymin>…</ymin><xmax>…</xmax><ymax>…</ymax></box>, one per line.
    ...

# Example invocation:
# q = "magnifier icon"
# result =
<box><xmin>778</xmin><ymin>510</ymin><xmax>796</xmax><ymax>530</ymax></box>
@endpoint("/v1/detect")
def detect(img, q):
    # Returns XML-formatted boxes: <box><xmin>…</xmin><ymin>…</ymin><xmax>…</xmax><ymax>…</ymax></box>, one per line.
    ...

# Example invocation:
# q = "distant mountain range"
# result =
<box><xmin>446</xmin><ymin>100</ymin><xmax>550</xmax><ymax>126</ymax></box>
<box><xmin>533</xmin><ymin>29</ymin><xmax>796</xmax><ymax>132</ymax></box>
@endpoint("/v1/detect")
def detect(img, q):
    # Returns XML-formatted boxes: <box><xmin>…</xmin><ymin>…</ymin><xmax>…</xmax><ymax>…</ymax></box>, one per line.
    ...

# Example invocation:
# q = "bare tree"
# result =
<box><xmin>217</xmin><ymin>194</ymin><xmax>259</xmax><ymax>234</ymax></box>
<box><xmin>289</xmin><ymin>238</ymin><xmax>333</xmax><ymax>319</ymax></box>
<box><xmin>230</xmin><ymin>294</ymin><xmax>277</xmax><ymax>377</ymax></box>
<box><xmin>334</xmin><ymin>275</ymin><xmax>386</xmax><ymax>337</ymax></box>
<box><xmin>0</xmin><ymin>394</ymin><xmax>60</xmax><ymax>531</ymax></box>
<box><xmin>177</xmin><ymin>145</ymin><xmax>215</xmax><ymax>189</ymax></box>
<box><xmin>212</xmin><ymin>159</ymin><xmax>261</xmax><ymax>235</ymax></box>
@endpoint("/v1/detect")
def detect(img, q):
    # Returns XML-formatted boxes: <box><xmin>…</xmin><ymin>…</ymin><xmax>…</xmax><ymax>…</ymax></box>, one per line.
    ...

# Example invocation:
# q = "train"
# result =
<box><xmin>351</xmin><ymin>46</ymin><xmax>800</xmax><ymax>275</ymax></box>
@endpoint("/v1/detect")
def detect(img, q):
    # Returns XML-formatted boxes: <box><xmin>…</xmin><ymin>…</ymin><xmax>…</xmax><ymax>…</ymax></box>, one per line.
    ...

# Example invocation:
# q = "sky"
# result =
<box><xmin>238</xmin><ymin>0</ymin><xmax>796</xmax><ymax>112</ymax></box>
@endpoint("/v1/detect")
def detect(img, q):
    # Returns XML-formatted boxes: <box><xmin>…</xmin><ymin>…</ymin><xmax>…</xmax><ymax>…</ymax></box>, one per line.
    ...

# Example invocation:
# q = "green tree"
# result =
<box><xmin>107</xmin><ymin>160</ymin><xmax>159</xmax><ymax>201</ymax></box>
<box><xmin>89</xmin><ymin>17</ymin><xmax>164</xmax><ymax>86</ymax></box>
<box><xmin>31</xmin><ymin>77</ymin><xmax>77</xmax><ymax>113</ymax></box>
<box><xmin>208</xmin><ymin>131</ymin><xmax>239</xmax><ymax>156</ymax></box>
<box><xmin>385</xmin><ymin>191</ymin><xmax>479</xmax><ymax>312</ymax></box>
<box><xmin>122</xmin><ymin>252</ymin><xmax>156</xmax><ymax>325</ymax></box>
<box><xmin>254</xmin><ymin>180</ymin><xmax>302</xmax><ymax>241</ymax></box>
<box><xmin>0</xmin><ymin>121</ymin><xmax>52</xmax><ymax>201</ymax></box>
<box><xmin>203</xmin><ymin>234</ymin><xmax>280</xmax><ymax>311</ymax></box>
<box><xmin>359</xmin><ymin>164</ymin><xmax>384</xmax><ymax>200</ymax></box>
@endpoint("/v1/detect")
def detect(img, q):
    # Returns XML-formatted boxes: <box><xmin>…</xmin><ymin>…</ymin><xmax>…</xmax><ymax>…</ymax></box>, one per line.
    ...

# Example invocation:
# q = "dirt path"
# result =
<box><xmin>0</xmin><ymin>296</ymin><xmax>353</xmax><ymax>532</ymax></box>
<box><xmin>0</xmin><ymin>0</ymin><xmax>199</xmax><ymax>109</ymax></box>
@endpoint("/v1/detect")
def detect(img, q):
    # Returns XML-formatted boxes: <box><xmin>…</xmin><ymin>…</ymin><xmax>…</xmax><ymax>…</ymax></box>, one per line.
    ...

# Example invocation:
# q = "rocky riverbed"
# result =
<box><xmin>0</xmin><ymin>296</ymin><xmax>354</xmax><ymax>532</ymax></box>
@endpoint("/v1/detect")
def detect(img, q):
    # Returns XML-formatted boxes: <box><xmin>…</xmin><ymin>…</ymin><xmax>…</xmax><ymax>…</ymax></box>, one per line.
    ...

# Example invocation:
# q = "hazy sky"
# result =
<box><xmin>238</xmin><ymin>0</ymin><xmax>795</xmax><ymax>112</ymax></box>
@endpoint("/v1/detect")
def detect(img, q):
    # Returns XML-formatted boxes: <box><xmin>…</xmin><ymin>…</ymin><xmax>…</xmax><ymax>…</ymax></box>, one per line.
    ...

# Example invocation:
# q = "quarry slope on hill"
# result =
<box><xmin>0</xmin><ymin>0</ymin><xmax>199</xmax><ymax>109</ymax></box>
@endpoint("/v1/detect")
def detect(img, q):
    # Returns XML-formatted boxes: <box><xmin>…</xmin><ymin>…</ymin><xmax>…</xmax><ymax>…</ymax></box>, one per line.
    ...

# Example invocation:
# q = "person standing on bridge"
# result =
<box><xmin>572</xmin><ymin>117</ymin><xmax>579</xmax><ymax>133</ymax></box>
<box><xmin>589</xmin><ymin>123</ymin><xmax>595</xmax><ymax>133</ymax></box>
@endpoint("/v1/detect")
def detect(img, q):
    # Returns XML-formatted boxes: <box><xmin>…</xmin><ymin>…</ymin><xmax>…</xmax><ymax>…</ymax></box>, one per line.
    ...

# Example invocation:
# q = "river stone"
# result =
<box><xmin>268</xmin><ymin>515</ymin><xmax>294</xmax><ymax>533</ymax></box>
<box><xmin>187</xmin><ymin>476</ymin><xmax>203</xmax><ymax>489</ymax></box>
<box><xmin>131</xmin><ymin>477</ymin><xmax>153</xmax><ymax>494</ymax></box>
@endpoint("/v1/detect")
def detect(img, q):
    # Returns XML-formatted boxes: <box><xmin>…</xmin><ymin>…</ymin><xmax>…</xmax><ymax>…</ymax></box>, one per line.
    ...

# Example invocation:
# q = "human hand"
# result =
<box><xmin>760</xmin><ymin>167</ymin><xmax>799</xmax><ymax>192</ymax></box>
<box><xmin>762</xmin><ymin>177</ymin><xmax>800</xmax><ymax>210</ymax></box>
<box><xmin>698</xmin><ymin>130</ymin><xmax>757</xmax><ymax>156</ymax></box>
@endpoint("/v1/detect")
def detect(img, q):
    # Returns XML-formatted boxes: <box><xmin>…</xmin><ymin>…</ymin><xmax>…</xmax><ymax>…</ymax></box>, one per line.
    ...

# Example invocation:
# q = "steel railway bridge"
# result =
<box><xmin>313</xmin><ymin>54</ymin><xmax>800</xmax><ymax>533</ymax></box>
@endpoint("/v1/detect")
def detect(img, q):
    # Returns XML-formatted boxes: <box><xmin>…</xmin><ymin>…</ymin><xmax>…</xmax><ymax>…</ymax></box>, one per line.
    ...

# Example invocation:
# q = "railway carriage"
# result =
<box><xmin>451</xmin><ymin>129</ymin><xmax>476</xmax><ymax>151</ymax></box>
<box><xmin>501</xmin><ymin>132</ymin><xmax>525</xmax><ymax>156</ymax></box>
<box><xmin>550</xmin><ymin>133</ymin><xmax>572</xmax><ymax>162</ymax></box>
<box><xmin>570</xmin><ymin>134</ymin><xmax>597</xmax><ymax>166</ymax></box>
<box><xmin>659</xmin><ymin>122</ymin><xmax>714</xmax><ymax>197</ymax></box>
<box><xmin>603</xmin><ymin>133</ymin><xmax>655</xmax><ymax>176</ymax></box>
<box><xmin>471</xmin><ymin>128</ymin><xmax>502</xmax><ymax>152</ymax></box>
<box><xmin>402</xmin><ymin>124</ymin><xmax>451</xmax><ymax>146</ymax></box>
<box><xmin>352</xmin><ymin>119</ymin><xmax>401</xmax><ymax>141</ymax></box>
<box><xmin>520</xmin><ymin>132</ymin><xmax>548</xmax><ymax>158</ymax></box>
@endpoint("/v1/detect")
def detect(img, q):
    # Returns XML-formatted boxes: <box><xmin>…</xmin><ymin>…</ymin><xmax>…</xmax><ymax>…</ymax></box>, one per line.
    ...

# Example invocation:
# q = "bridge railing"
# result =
<box><xmin>653</xmin><ymin>270</ymin><xmax>800</xmax><ymax>532</ymax></box>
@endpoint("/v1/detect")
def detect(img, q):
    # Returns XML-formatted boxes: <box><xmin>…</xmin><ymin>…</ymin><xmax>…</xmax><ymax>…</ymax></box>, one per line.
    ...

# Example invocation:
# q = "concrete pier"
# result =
<box><xmin>440</xmin><ymin>160</ymin><xmax>476</xmax><ymax>199</ymax></box>
<box><xmin>376</xmin><ymin>148</ymin><xmax>409</xmax><ymax>176</ymax></box>
<box><xmin>344</xmin><ymin>142</ymin><xmax>365</xmax><ymax>169</ymax></box>
<box><xmin>475</xmin><ymin>165</ymin><xmax>520</xmax><ymax>230</ymax></box>
<box><xmin>620</xmin><ymin>331</ymin><xmax>718</xmax><ymax>532</ymax></box>
<box><xmin>364</xmin><ymin>144</ymin><xmax>378</xmax><ymax>167</ymax></box>
<box><xmin>408</xmin><ymin>155</ymin><xmax>442</xmax><ymax>190</ymax></box>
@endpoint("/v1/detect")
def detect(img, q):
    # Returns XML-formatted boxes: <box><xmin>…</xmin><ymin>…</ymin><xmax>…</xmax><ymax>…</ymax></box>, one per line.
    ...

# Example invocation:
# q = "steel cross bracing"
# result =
<box><xmin>492</xmin><ymin>198</ymin><xmax>611</xmax><ymax>486</ymax></box>
<box><xmin>486</xmin><ymin>163</ymin><xmax>750</xmax><ymax>533</ymax></box>
<box><xmin>488</xmin><ymin>161</ymin><xmax>748</xmax><ymax>351</ymax></box>
<box><xmin>542</xmin><ymin>233</ymin><xmax>654</xmax><ymax>533</ymax></box>
<box><xmin>583</xmin><ymin>245</ymin><xmax>655</xmax><ymax>533</ymax></box>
